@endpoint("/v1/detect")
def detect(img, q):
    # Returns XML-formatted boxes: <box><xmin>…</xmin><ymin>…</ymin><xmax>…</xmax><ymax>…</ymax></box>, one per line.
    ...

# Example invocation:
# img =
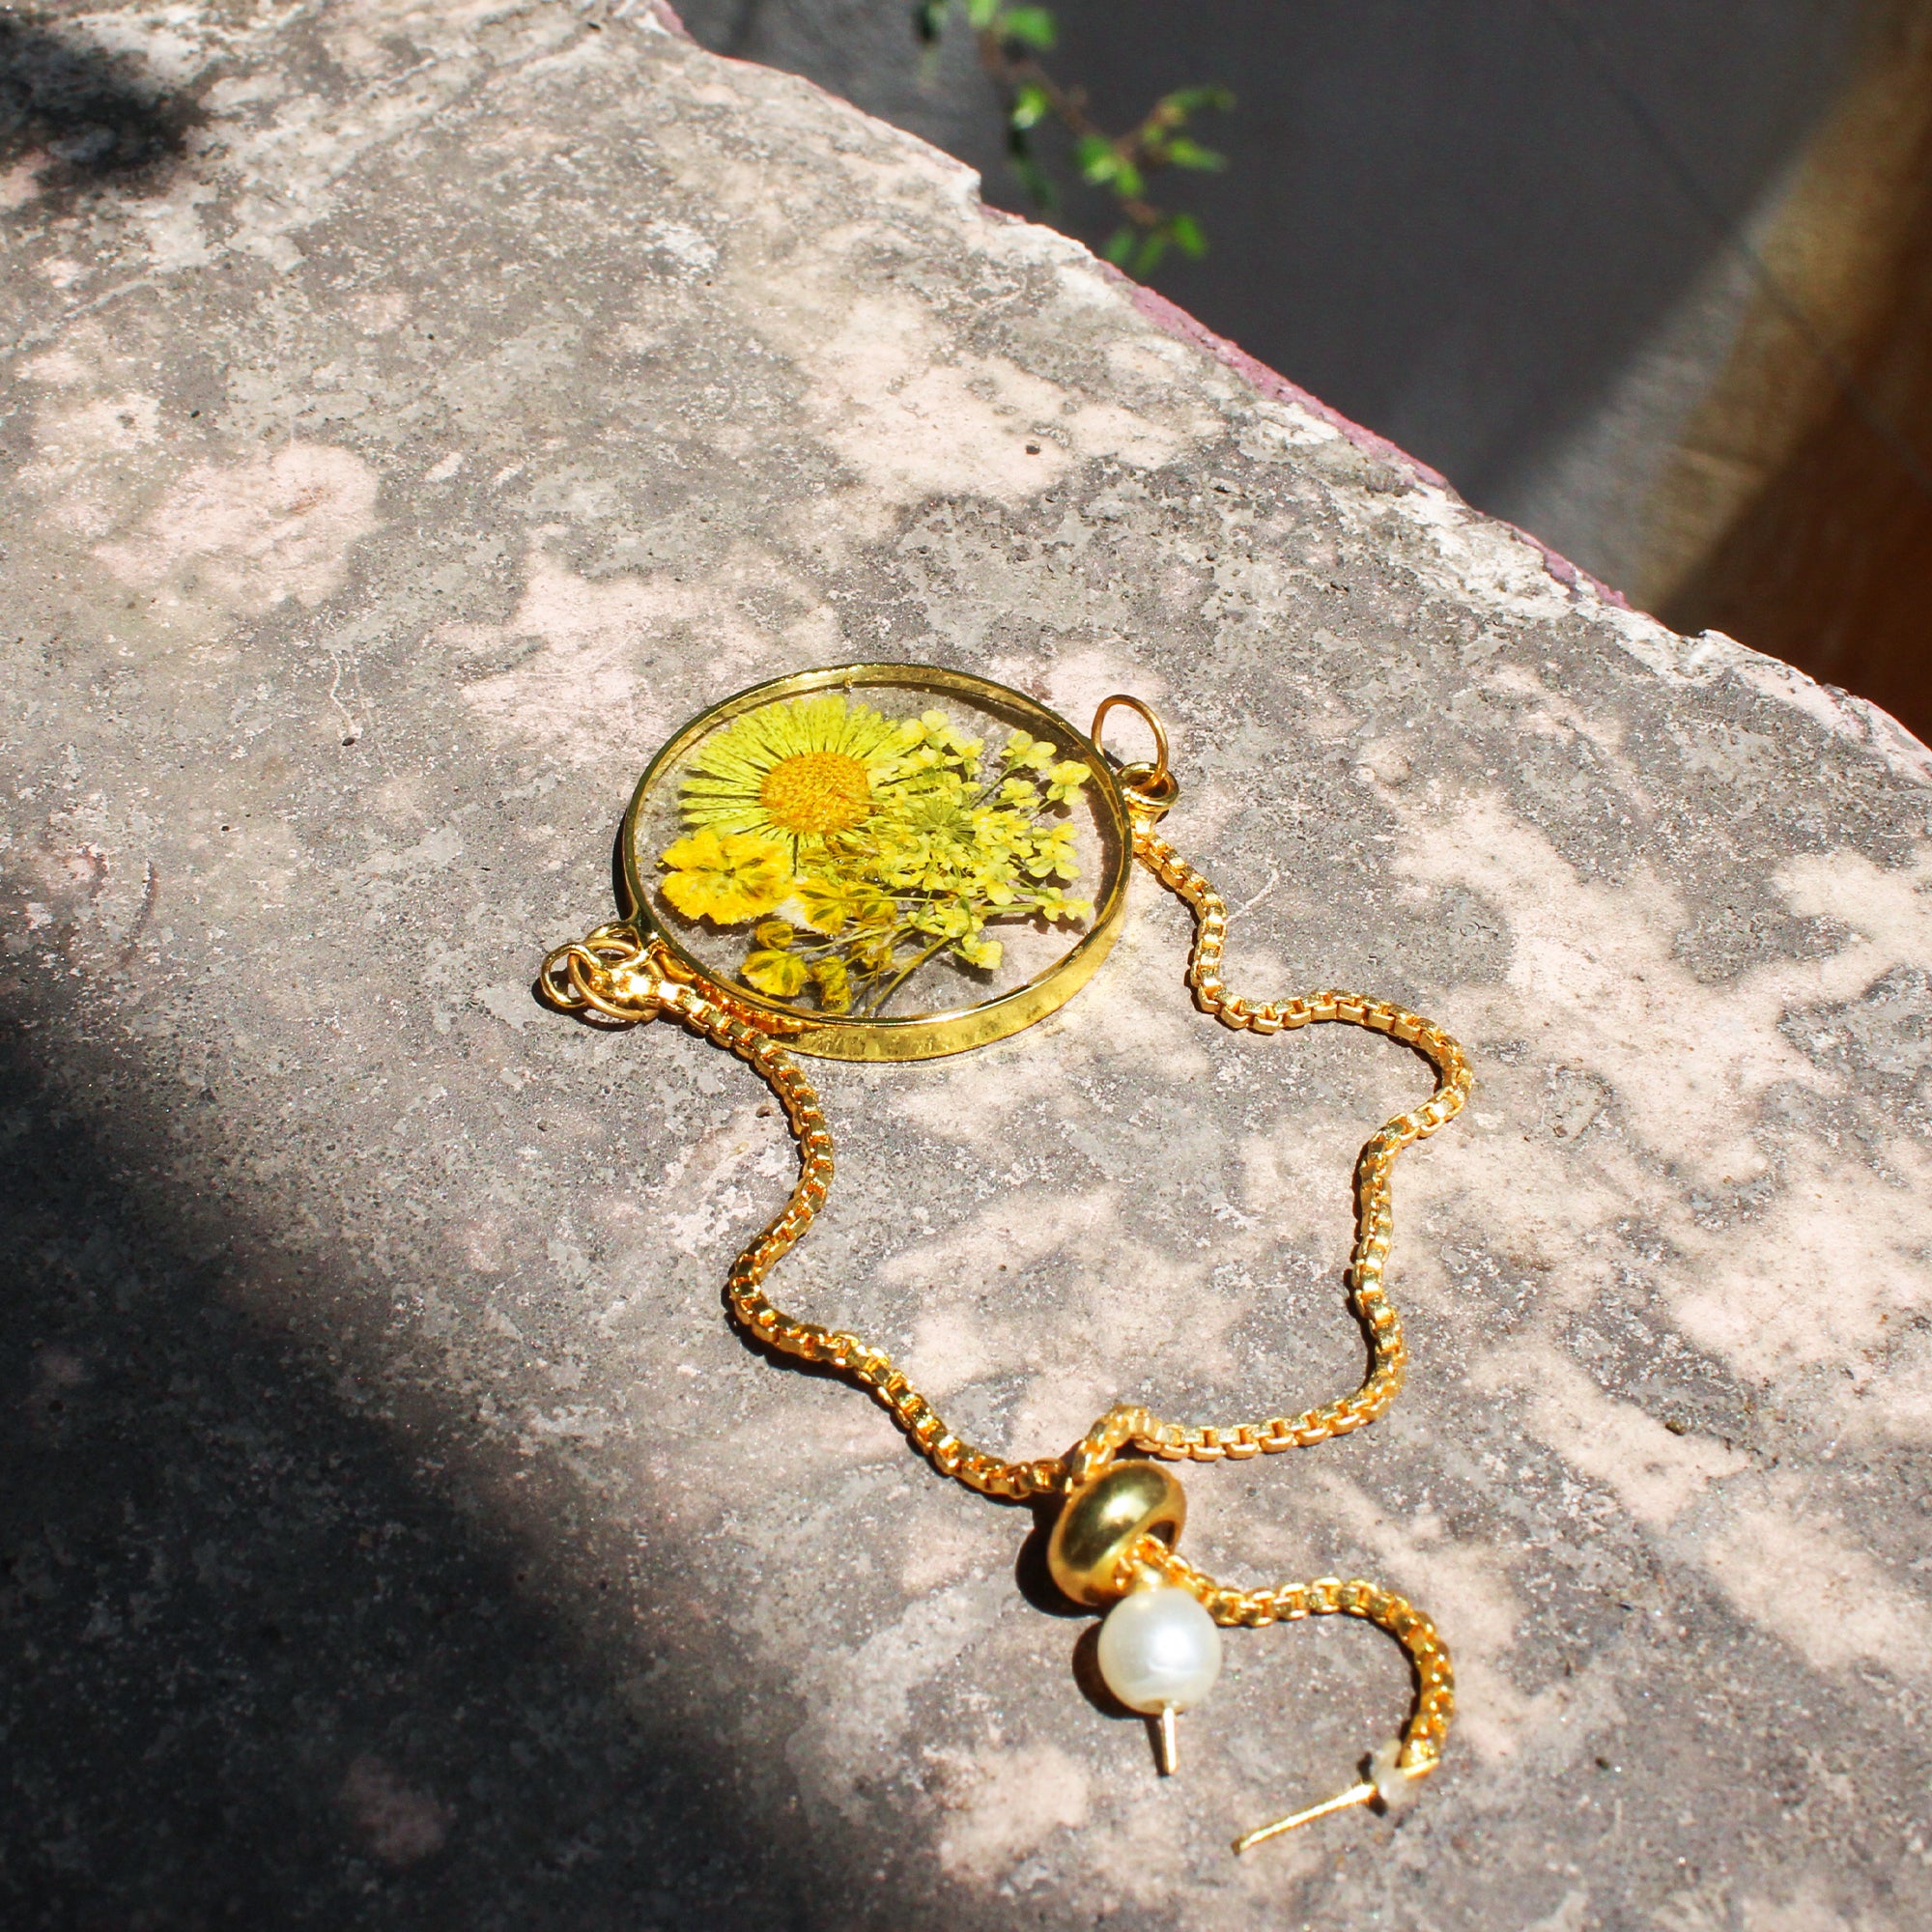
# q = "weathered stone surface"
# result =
<box><xmin>4</xmin><ymin>5</ymin><xmax>1931</xmax><ymax>1927</ymax></box>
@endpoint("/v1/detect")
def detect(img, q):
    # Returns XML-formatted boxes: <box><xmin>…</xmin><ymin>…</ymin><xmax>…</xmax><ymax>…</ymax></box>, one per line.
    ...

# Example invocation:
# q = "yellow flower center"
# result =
<box><xmin>759</xmin><ymin>751</ymin><xmax>872</xmax><ymax>835</ymax></box>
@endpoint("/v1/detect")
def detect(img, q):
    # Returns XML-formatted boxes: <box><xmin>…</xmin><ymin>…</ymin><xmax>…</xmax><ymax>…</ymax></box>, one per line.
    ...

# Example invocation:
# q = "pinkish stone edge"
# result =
<box><xmin>650</xmin><ymin>0</ymin><xmax>1631</xmax><ymax>612</ymax></box>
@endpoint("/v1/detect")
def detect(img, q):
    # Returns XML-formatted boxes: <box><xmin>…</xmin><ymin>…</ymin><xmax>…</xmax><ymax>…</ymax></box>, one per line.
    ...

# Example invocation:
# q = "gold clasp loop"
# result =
<box><xmin>1091</xmin><ymin>694</ymin><xmax>1178</xmax><ymax>818</ymax></box>
<box><xmin>537</xmin><ymin>923</ymin><xmax>660</xmax><ymax>1026</ymax></box>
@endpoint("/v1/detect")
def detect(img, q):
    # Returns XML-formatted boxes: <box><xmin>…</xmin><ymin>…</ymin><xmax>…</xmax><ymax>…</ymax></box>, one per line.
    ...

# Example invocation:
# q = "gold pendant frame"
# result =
<box><xmin>617</xmin><ymin>663</ymin><xmax>1136</xmax><ymax>1062</ymax></box>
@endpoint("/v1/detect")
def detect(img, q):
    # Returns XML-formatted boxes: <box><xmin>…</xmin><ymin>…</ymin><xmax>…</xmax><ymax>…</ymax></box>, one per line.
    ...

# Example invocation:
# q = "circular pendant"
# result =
<box><xmin>621</xmin><ymin>664</ymin><xmax>1136</xmax><ymax>1061</ymax></box>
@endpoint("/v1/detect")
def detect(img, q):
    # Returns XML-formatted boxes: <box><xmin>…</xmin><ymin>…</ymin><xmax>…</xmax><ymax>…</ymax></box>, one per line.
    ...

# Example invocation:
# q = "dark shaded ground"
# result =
<box><xmin>0</xmin><ymin>997</ymin><xmax>807</xmax><ymax>1929</ymax></box>
<box><xmin>0</xmin><ymin>10</ymin><xmax>800</xmax><ymax>1924</ymax></box>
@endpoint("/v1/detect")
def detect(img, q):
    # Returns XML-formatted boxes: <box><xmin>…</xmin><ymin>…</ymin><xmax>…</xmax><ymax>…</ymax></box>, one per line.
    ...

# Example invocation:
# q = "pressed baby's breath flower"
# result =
<box><xmin>1003</xmin><ymin>730</ymin><xmax>1057</xmax><ymax>775</ymax></box>
<box><xmin>659</xmin><ymin>696</ymin><xmax>1097</xmax><ymax>1015</ymax></box>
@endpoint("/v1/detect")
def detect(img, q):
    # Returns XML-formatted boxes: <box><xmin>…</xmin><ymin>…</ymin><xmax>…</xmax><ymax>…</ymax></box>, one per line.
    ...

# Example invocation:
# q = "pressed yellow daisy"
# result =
<box><xmin>658</xmin><ymin>827</ymin><xmax>792</xmax><ymax>925</ymax></box>
<box><xmin>679</xmin><ymin>695</ymin><xmax>909</xmax><ymax>865</ymax></box>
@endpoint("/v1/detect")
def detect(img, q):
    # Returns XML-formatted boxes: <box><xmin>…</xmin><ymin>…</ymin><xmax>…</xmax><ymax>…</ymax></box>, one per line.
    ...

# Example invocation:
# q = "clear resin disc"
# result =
<box><xmin>621</xmin><ymin>665</ymin><xmax>1133</xmax><ymax>1061</ymax></box>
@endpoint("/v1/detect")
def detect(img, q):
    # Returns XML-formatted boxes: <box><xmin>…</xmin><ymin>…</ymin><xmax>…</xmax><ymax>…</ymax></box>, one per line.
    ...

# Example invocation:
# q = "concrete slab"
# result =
<box><xmin>3</xmin><ymin>4</ymin><xmax>1929</xmax><ymax>1926</ymax></box>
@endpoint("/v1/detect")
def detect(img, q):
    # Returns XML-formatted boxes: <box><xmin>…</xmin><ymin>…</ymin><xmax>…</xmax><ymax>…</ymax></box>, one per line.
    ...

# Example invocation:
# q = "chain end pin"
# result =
<box><xmin>1154</xmin><ymin>1704</ymin><xmax>1179</xmax><ymax>1776</ymax></box>
<box><xmin>1232</xmin><ymin>1780</ymin><xmax>1377</xmax><ymax>1855</ymax></box>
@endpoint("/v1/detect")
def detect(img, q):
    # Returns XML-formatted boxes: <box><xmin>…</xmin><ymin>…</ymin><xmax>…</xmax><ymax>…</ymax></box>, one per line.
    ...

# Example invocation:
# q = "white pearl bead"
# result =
<box><xmin>1095</xmin><ymin>1585</ymin><xmax>1223</xmax><ymax>1714</ymax></box>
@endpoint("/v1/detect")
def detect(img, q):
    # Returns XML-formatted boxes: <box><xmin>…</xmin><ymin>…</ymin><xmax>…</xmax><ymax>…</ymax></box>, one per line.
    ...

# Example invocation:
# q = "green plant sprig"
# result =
<box><xmin>916</xmin><ymin>0</ymin><xmax>1233</xmax><ymax>280</ymax></box>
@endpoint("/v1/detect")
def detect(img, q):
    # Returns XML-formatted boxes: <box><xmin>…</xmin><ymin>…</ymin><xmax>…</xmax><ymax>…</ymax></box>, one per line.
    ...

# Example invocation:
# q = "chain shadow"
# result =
<box><xmin>0</xmin><ymin>1012</ymin><xmax>817</xmax><ymax>1930</ymax></box>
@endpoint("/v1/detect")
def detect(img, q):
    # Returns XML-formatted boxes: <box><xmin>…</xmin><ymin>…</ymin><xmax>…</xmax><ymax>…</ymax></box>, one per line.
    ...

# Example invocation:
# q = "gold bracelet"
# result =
<box><xmin>538</xmin><ymin>664</ymin><xmax>1470</xmax><ymax>1852</ymax></box>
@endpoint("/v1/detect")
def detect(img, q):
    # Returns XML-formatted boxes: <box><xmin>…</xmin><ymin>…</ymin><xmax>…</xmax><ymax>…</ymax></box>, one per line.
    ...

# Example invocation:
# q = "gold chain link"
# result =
<box><xmin>538</xmin><ymin>793</ymin><xmax>1470</xmax><ymax>1802</ymax></box>
<box><xmin>1139</xmin><ymin>1540</ymin><xmax>1453</xmax><ymax>1778</ymax></box>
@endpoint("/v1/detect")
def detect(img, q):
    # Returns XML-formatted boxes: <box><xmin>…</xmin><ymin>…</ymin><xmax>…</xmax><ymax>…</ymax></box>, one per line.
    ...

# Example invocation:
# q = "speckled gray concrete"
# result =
<box><xmin>4</xmin><ymin>5</ymin><xmax>1931</xmax><ymax>1929</ymax></box>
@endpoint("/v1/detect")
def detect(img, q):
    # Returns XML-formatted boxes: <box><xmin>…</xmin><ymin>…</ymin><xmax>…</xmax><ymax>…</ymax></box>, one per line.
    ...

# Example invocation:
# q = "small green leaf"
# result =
<box><xmin>743</xmin><ymin>949</ymin><xmax>810</xmax><ymax>998</ymax></box>
<box><xmin>1079</xmin><ymin>138</ymin><xmax>1144</xmax><ymax>198</ymax></box>
<box><xmin>998</xmin><ymin>5</ymin><xmax>1058</xmax><ymax>49</ymax></box>
<box><xmin>1162</xmin><ymin>137</ymin><xmax>1226</xmax><ymax>171</ymax></box>
<box><xmin>1159</xmin><ymin>84</ymin><xmax>1236</xmax><ymax>118</ymax></box>
<box><xmin>809</xmin><ymin>955</ymin><xmax>852</xmax><ymax>1012</ymax></box>
<box><xmin>1168</xmin><ymin>212</ymin><xmax>1207</xmax><ymax>257</ymax></box>
<box><xmin>1073</xmin><ymin>134</ymin><xmax>1119</xmax><ymax>185</ymax></box>
<box><xmin>966</xmin><ymin>0</ymin><xmax>1000</xmax><ymax>27</ymax></box>
<box><xmin>1009</xmin><ymin>80</ymin><xmax>1052</xmax><ymax>129</ymax></box>
<box><xmin>1130</xmin><ymin>230</ymin><xmax>1170</xmax><ymax>278</ymax></box>
<box><xmin>1102</xmin><ymin>226</ymin><xmax>1136</xmax><ymax>267</ymax></box>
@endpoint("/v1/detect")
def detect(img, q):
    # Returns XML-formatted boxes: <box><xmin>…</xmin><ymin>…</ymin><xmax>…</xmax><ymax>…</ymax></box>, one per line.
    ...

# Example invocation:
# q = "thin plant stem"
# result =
<box><xmin>866</xmin><ymin>935</ymin><xmax>954</xmax><ymax>1017</ymax></box>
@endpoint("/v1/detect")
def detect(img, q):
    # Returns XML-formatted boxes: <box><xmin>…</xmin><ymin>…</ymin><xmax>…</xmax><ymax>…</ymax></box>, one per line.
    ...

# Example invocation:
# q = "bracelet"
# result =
<box><xmin>538</xmin><ymin>664</ymin><xmax>1470</xmax><ymax>1852</ymax></box>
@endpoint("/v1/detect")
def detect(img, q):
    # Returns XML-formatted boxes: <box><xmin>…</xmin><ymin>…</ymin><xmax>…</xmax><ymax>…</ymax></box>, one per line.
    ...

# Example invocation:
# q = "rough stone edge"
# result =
<box><xmin>1118</xmin><ymin>269</ymin><xmax>1932</xmax><ymax>791</ymax></box>
<box><xmin>45</xmin><ymin>0</ymin><xmax>1919</xmax><ymax>797</ymax></box>
<box><xmin>1679</xmin><ymin>629</ymin><xmax>1932</xmax><ymax>789</ymax></box>
<box><xmin>613</xmin><ymin>0</ymin><xmax>695</xmax><ymax>41</ymax></box>
<box><xmin>1122</xmin><ymin>279</ymin><xmax>1633</xmax><ymax>609</ymax></box>
<box><xmin>631</xmin><ymin>9</ymin><xmax>1932</xmax><ymax>791</ymax></box>
<box><xmin>1122</xmin><ymin>279</ymin><xmax>1454</xmax><ymax>497</ymax></box>
<box><xmin>643</xmin><ymin>0</ymin><xmax>1610</xmax><ymax>619</ymax></box>
<box><xmin>642</xmin><ymin>0</ymin><xmax>1629</xmax><ymax>619</ymax></box>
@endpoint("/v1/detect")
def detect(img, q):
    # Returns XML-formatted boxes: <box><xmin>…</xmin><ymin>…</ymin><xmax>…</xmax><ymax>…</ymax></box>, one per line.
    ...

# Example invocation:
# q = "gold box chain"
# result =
<box><xmin>539</xmin><ymin>767</ymin><xmax>1471</xmax><ymax>1844</ymax></box>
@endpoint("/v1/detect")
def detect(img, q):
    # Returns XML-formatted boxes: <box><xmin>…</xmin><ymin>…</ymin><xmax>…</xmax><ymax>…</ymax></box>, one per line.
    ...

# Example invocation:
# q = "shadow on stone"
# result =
<box><xmin>0</xmin><ymin>14</ymin><xmax>202</xmax><ymax>202</ymax></box>
<box><xmin>1011</xmin><ymin>1501</ymin><xmax>1086</xmax><ymax>1621</ymax></box>
<box><xmin>1066</xmin><ymin>1622</ymin><xmax>1141</xmax><ymax>1730</ymax></box>
<box><xmin>0</xmin><ymin>1016</ymin><xmax>808</xmax><ymax>1928</ymax></box>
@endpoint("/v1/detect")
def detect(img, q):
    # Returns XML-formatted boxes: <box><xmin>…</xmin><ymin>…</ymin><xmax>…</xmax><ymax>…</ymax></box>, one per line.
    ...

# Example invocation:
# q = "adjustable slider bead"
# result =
<box><xmin>1045</xmin><ymin>1460</ymin><xmax>1187</xmax><ymax>1607</ymax></box>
